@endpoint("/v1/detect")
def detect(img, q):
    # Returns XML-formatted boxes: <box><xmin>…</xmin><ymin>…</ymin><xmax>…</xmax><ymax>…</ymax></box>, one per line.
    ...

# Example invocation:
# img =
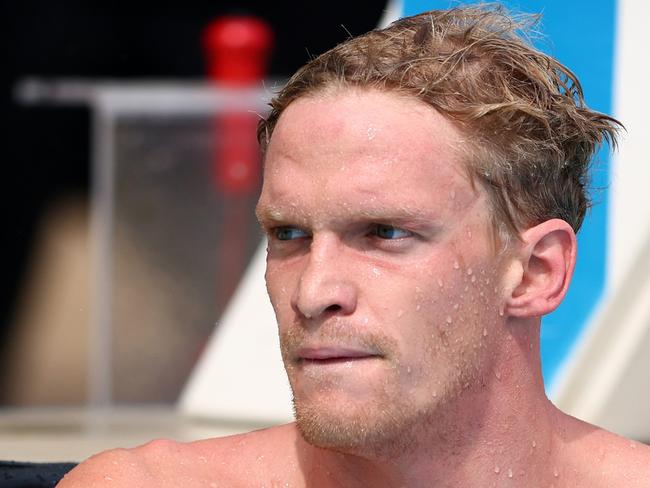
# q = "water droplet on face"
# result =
<box><xmin>466</xmin><ymin>267</ymin><xmax>473</xmax><ymax>275</ymax></box>
<box><xmin>372</xmin><ymin>267</ymin><xmax>381</xmax><ymax>276</ymax></box>
<box><xmin>450</xmin><ymin>189</ymin><xmax>456</xmax><ymax>200</ymax></box>
<box><xmin>507</xmin><ymin>468</ymin><xmax>513</xmax><ymax>478</ymax></box>
<box><xmin>453</xmin><ymin>260</ymin><xmax>460</xmax><ymax>270</ymax></box>
<box><xmin>494</xmin><ymin>465</ymin><xmax>500</xmax><ymax>474</ymax></box>
<box><xmin>495</xmin><ymin>370</ymin><xmax>502</xmax><ymax>380</ymax></box>
<box><xmin>471</xmin><ymin>275</ymin><xmax>477</xmax><ymax>283</ymax></box>
<box><xmin>406</xmin><ymin>366</ymin><xmax>412</xmax><ymax>374</ymax></box>
<box><xmin>437</xmin><ymin>278</ymin><xmax>444</xmax><ymax>288</ymax></box>
<box><xmin>553</xmin><ymin>467</ymin><xmax>559</xmax><ymax>478</ymax></box>
<box><xmin>397</xmin><ymin>309</ymin><xmax>404</xmax><ymax>318</ymax></box>
<box><xmin>416</xmin><ymin>304</ymin><xmax>421</xmax><ymax>311</ymax></box>
<box><xmin>198</xmin><ymin>456</ymin><xmax>207</xmax><ymax>463</ymax></box>
<box><xmin>453</xmin><ymin>303</ymin><xmax>459</xmax><ymax>310</ymax></box>
<box><xmin>483</xmin><ymin>328</ymin><xmax>488</xmax><ymax>337</ymax></box>
<box><xmin>532</xmin><ymin>440</ymin><xmax>536</xmax><ymax>448</ymax></box>
<box><xmin>446</xmin><ymin>316</ymin><xmax>453</xmax><ymax>324</ymax></box>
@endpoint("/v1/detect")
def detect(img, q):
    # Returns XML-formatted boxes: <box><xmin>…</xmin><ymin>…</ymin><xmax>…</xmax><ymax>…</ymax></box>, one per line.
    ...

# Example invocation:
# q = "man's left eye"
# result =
<box><xmin>371</xmin><ymin>224</ymin><xmax>413</xmax><ymax>240</ymax></box>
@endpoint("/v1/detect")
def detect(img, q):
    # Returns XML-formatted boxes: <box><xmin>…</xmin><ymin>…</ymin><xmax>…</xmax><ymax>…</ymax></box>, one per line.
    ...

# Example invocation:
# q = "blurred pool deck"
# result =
<box><xmin>0</xmin><ymin>406</ymin><xmax>266</xmax><ymax>462</ymax></box>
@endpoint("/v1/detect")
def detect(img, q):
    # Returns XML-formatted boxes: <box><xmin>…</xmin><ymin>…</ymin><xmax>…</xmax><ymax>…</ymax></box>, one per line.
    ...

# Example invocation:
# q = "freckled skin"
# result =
<box><xmin>58</xmin><ymin>89</ymin><xmax>650</xmax><ymax>488</ymax></box>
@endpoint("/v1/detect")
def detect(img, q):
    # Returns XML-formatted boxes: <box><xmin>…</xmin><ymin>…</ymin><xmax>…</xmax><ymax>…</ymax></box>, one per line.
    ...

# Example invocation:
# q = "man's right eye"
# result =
<box><xmin>274</xmin><ymin>227</ymin><xmax>309</xmax><ymax>241</ymax></box>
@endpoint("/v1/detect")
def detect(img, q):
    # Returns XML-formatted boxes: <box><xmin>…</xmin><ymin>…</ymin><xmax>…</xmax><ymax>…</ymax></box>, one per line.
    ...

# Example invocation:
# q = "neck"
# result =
<box><xmin>296</xmin><ymin>318</ymin><xmax>565</xmax><ymax>487</ymax></box>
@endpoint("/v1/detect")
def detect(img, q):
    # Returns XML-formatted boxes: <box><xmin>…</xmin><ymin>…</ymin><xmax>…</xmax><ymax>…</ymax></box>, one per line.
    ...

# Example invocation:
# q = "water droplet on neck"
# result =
<box><xmin>445</xmin><ymin>316</ymin><xmax>453</xmax><ymax>324</ymax></box>
<box><xmin>494</xmin><ymin>465</ymin><xmax>500</xmax><ymax>474</ymax></box>
<box><xmin>437</xmin><ymin>278</ymin><xmax>444</xmax><ymax>288</ymax></box>
<box><xmin>507</xmin><ymin>468</ymin><xmax>513</xmax><ymax>478</ymax></box>
<box><xmin>453</xmin><ymin>260</ymin><xmax>460</xmax><ymax>270</ymax></box>
<box><xmin>553</xmin><ymin>467</ymin><xmax>559</xmax><ymax>478</ymax></box>
<box><xmin>471</xmin><ymin>275</ymin><xmax>477</xmax><ymax>283</ymax></box>
<box><xmin>495</xmin><ymin>370</ymin><xmax>502</xmax><ymax>380</ymax></box>
<box><xmin>453</xmin><ymin>303</ymin><xmax>459</xmax><ymax>310</ymax></box>
<box><xmin>482</xmin><ymin>328</ymin><xmax>488</xmax><ymax>337</ymax></box>
<box><xmin>466</xmin><ymin>267</ymin><xmax>473</xmax><ymax>275</ymax></box>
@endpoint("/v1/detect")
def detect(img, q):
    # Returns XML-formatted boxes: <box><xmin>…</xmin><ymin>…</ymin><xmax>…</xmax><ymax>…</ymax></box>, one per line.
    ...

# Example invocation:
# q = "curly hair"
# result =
<box><xmin>257</xmin><ymin>4</ymin><xmax>622</xmax><ymax>239</ymax></box>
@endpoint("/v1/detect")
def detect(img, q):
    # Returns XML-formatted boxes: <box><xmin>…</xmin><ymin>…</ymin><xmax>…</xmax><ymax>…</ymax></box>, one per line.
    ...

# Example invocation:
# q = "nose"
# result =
<box><xmin>291</xmin><ymin>234</ymin><xmax>358</xmax><ymax>320</ymax></box>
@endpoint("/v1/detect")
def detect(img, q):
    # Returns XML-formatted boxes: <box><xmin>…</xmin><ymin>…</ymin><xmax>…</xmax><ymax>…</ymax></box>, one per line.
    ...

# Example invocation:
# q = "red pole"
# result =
<box><xmin>203</xmin><ymin>16</ymin><xmax>273</xmax><ymax>194</ymax></box>
<box><xmin>202</xmin><ymin>16</ymin><xmax>273</xmax><ymax>315</ymax></box>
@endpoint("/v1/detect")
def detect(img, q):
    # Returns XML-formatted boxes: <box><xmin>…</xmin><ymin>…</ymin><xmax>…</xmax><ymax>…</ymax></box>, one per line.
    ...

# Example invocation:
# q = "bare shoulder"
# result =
<box><xmin>563</xmin><ymin>419</ymin><xmax>650</xmax><ymax>487</ymax></box>
<box><xmin>585</xmin><ymin>429</ymin><xmax>650</xmax><ymax>486</ymax></box>
<box><xmin>56</xmin><ymin>446</ymin><xmax>146</xmax><ymax>487</ymax></box>
<box><xmin>58</xmin><ymin>423</ymin><xmax>301</xmax><ymax>487</ymax></box>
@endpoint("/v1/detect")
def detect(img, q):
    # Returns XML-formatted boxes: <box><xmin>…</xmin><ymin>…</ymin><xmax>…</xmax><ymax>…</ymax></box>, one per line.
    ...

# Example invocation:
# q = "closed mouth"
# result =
<box><xmin>300</xmin><ymin>356</ymin><xmax>378</xmax><ymax>365</ymax></box>
<box><xmin>297</xmin><ymin>346</ymin><xmax>382</xmax><ymax>364</ymax></box>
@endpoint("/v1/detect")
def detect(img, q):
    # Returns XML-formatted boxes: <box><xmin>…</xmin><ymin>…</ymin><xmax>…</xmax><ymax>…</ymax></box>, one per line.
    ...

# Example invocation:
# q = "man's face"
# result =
<box><xmin>257</xmin><ymin>89</ymin><xmax>507</xmax><ymax>453</ymax></box>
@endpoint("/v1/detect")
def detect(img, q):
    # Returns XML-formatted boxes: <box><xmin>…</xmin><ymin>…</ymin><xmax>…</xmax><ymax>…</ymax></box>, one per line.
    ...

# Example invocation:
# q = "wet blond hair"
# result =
<box><xmin>257</xmin><ymin>4</ymin><xmax>621</xmax><ymax>238</ymax></box>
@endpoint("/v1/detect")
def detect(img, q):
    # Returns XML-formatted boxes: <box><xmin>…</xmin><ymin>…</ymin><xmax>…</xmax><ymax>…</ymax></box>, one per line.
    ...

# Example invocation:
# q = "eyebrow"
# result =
<box><xmin>255</xmin><ymin>204</ymin><xmax>441</xmax><ymax>228</ymax></box>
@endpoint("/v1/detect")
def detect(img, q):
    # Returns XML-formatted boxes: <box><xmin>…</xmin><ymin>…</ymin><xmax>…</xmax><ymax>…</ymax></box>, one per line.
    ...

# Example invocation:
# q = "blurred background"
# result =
<box><xmin>1</xmin><ymin>0</ymin><xmax>389</xmax><ymax>407</ymax></box>
<box><xmin>1</xmin><ymin>0</ymin><xmax>649</xmax><ymax>463</ymax></box>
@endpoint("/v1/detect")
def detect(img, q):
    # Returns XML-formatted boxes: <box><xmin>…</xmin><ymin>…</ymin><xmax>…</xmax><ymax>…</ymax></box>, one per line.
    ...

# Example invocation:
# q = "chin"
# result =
<box><xmin>292</xmin><ymin>393</ymin><xmax>428</xmax><ymax>459</ymax></box>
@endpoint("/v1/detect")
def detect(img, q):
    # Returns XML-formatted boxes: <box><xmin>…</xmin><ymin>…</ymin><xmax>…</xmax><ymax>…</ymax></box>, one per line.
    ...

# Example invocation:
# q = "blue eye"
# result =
<box><xmin>373</xmin><ymin>224</ymin><xmax>412</xmax><ymax>239</ymax></box>
<box><xmin>274</xmin><ymin>227</ymin><xmax>309</xmax><ymax>241</ymax></box>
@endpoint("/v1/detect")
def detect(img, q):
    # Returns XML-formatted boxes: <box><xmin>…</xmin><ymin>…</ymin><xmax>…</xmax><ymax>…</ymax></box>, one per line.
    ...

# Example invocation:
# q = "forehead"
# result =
<box><xmin>268</xmin><ymin>88</ymin><xmax>463</xmax><ymax>167</ymax></box>
<box><xmin>259</xmin><ymin>88</ymin><xmax>479</xmax><ymax>218</ymax></box>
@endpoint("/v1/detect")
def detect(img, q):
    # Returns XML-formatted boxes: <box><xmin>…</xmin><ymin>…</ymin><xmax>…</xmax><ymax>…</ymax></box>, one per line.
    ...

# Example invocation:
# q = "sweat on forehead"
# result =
<box><xmin>266</xmin><ymin>88</ymin><xmax>468</xmax><ymax>176</ymax></box>
<box><xmin>257</xmin><ymin>89</ymin><xmax>485</xmax><ymax>233</ymax></box>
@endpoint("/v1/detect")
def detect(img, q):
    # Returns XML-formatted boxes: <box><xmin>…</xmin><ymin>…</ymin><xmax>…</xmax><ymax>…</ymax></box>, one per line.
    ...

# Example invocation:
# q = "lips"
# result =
<box><xmin>297</xmin><ymin>346</ymin><xmax>381</xmax><ymax>363</ymax></box>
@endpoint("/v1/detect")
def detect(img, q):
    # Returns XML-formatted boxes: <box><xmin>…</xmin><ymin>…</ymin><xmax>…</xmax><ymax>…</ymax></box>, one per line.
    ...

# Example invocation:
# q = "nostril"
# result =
<box><xmin>325</xmin><ymin>304</ymin><xmax>342</xmax><ymax>313</ymax></box>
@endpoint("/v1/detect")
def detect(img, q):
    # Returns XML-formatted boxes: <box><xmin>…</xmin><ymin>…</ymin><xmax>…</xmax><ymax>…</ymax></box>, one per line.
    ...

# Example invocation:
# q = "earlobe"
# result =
<box><xmin>505</xmin><ymin>219</ymin><xmax>577</xmax><ymax>318</ymax></box>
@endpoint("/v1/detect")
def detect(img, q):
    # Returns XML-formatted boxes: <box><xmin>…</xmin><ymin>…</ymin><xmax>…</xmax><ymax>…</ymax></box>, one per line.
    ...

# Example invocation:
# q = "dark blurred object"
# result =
<box><xmin>0</xmin><ymin>461</ymin><xmax>77</xmax><ymax>487</ymax></box>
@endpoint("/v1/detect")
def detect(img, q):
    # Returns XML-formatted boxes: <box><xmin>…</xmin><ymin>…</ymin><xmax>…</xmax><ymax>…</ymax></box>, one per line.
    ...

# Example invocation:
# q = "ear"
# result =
<box><xmin>505</xmin><ymin>219</ymin><xmax>577</xmax><ymax>318</ymax></box>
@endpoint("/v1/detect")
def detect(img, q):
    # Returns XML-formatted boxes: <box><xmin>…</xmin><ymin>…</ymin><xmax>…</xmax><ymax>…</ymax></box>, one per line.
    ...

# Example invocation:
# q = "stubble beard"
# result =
<box><xmin>288</xmin><ymin>361</ymin><xmax>472</xmax><ymax>460</ymax></box>
<box><xmin>293</xmin><ymin>390</ymin><xmax>425</xmax><ymax>459</ymax></box>
<box><xmin>279</xmin><ymin>317</ymin><xmax>489</xmax><ymax>460</ymax></box>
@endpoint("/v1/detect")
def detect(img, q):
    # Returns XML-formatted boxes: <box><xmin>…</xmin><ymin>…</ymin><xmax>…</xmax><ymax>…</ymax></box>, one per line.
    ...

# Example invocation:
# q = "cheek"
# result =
<box><xmin>397</xmin><ymin>255</ymin><xmax>503</xmax><ymax>351</ymax></box>
<box><xmin>264</xmin><ymin>262</ymin><xmax>294</xmax><ymax>317</ymax></box>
